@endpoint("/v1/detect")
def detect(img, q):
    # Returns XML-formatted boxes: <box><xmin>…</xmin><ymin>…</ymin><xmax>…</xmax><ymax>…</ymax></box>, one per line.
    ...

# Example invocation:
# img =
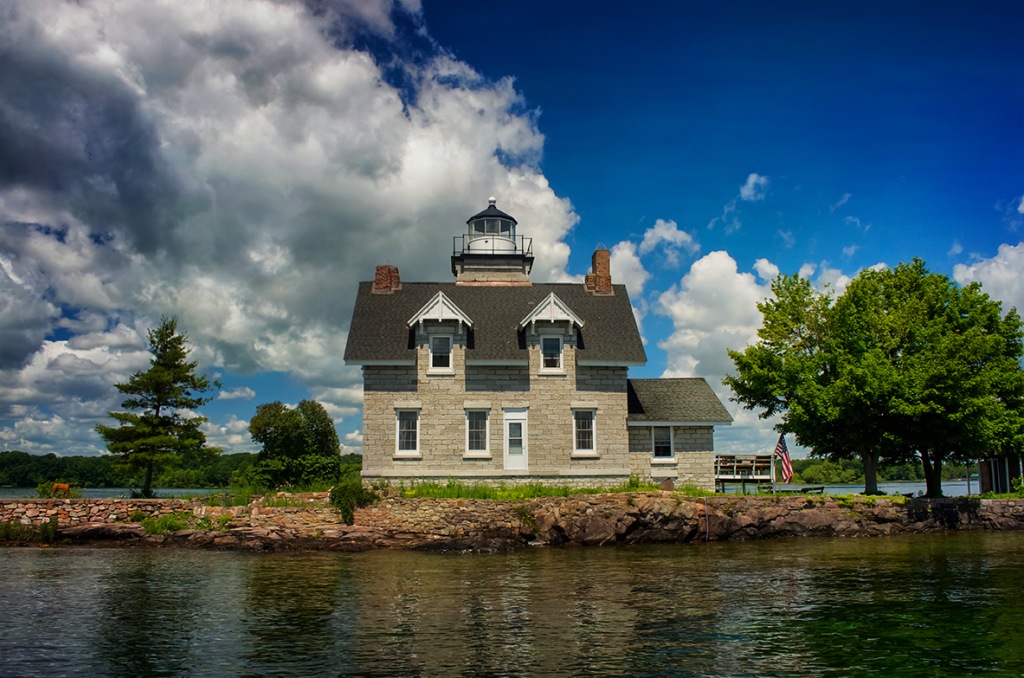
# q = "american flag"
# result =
<box><xmin>775</xmin><ymin>433</ymin><xmax>793</xmax><ymax>483</ymax></box>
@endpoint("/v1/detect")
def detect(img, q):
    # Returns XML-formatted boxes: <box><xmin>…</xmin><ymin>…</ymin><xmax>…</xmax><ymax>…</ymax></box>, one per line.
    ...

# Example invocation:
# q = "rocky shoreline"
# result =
<box><xmin>3</xmin><ymin>493</ymin><xmax>1023</xmax><ymax>552</ymax></box>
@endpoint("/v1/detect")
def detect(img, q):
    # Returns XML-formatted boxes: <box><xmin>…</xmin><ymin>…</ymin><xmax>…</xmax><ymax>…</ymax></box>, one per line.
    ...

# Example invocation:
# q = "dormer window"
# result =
<box><xmin>541</xmin><ymin>336</ymin><xmax>562</xmax><ymax>371</ymax></box>
<box><xmin>429</xmin><ymin>335</ymin><xmax>454</xmax><ymax>374</ymax></box>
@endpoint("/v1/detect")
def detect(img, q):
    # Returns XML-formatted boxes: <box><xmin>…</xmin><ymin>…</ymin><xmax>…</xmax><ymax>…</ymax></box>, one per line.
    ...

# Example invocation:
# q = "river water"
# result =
<box><xmin>2</xmin><ymin>531</ymin><xmax>1022</xmax><ymax>677</ymax></box>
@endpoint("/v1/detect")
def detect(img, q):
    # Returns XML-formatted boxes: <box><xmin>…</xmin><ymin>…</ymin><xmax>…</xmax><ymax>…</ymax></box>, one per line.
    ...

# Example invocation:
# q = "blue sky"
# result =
<box><xmin>0</xmin><ymin>0</ymin><xmax>1021</xmax><ymax>461</ymax></box>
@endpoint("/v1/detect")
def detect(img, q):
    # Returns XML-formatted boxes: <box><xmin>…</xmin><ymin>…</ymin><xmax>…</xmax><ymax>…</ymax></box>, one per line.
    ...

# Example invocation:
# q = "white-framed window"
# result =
<box><xmin>465</xmin><ymin>409</ymin><xmax>490</xmax><ymax>456</ymax></box>
<box><xmin>540</xmin><ymin>335</ymin><xmax>563</xmax><ymax>373</ymax></box>
<box><xmin>653</xmin><ymin>426</ymin><xmax>674</xmax><ymax>459</ymax></box>
<box><xmin>429</xmin><ymin>334</ymin><xmax>454</xmax><ymax>374</ymax></box>
<box><xmin>573</xmin><ymin>409</ymin><xmax>596</xmax><ymax>454</ymax></box>
<box><xmin>396</xmin><ymin>409</ymin><xmax>420</xmax><ymax>456</ymax></box>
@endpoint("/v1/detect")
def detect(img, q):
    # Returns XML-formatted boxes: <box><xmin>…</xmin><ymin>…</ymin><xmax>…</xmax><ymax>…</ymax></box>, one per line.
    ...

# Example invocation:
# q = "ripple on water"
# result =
<box><xmin>1</xmin><ymin>531</ymin><xmax>1023</xmax><ymax>677</ymax></box>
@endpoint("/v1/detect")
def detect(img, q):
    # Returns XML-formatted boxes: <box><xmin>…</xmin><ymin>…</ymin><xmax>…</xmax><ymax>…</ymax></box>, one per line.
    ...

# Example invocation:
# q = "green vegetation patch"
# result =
<box><xmin>400</xmin><ymin>475</ymin><xmax>662</xmax><ymax>501</ymax></box>
<box><xmin>141</xmin><ymin>513</ymin><xmax>190</xmax><ymax>535</ymax></box>
<box><xmin>329</xmin><ymin>483</ymin><xmax>381</xmax><ymax>525</ymax></box>
<box><xmin>0</xmin><ymin>517</ymin><xmax>59</xmax><ymax>543</ymax></box>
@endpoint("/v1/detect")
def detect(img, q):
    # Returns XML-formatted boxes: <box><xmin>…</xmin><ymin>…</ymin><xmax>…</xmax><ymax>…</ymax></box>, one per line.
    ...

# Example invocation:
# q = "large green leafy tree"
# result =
<box><xmin>724</xmin><ymin>273</ymin><xmax>912</xmax><ymax>494</ymax></box>
<box><xmin>874</xmin><ymin>262</ymin><xmax>1024</xmax><ymax>496</ymax></box>
<box><xmin>247</xmin><ymin>399</ymin><xmax>342</xmax><ymax>487</ymax></box>
<box><xmin>725</xmin><ymin>260</ymin><xmax>1024</xmax><ymax>496</ymax></box>
<box><xmin>95</xmin><ymin>317</ymin><xmax>221</xmax><ymax>497</ymax></box>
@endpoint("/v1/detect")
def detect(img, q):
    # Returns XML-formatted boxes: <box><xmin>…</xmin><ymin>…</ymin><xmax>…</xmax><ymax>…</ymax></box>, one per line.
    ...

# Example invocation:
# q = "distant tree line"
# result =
<box><xmin>782</xmin><ymin>458</ymin><xmax>974</xmax><ymax>486</ymax></box>
<box><xmin>0</xmin><ymin>449</ymin><xmax>365</xmax><ymax>490</ymax></box>
<box><xmin>0</xmin><ymin>450</ymin><xmax>259</xmax><ymax>489</ymax></box>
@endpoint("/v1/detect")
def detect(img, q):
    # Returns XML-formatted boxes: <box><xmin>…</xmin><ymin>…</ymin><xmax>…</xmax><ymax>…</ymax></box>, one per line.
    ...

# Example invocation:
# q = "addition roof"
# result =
<box><xmin>627</xmin><ymin>378</ymin><xmax>734</xmax><ymax>425</ymax></box>
<box><xmin>345</xmin><ymin>282</ymin><xmax>646</xmax><ymax>365</ymax></box>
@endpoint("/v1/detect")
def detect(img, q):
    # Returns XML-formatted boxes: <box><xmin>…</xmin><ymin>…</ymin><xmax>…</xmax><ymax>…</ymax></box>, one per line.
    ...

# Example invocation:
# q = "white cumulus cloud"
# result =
<box><xmin>609</xmin><ymin>241</ymin><xmax>650</xmax><ymax>297</ymax></box>
<box><xmin>0</xmin><ymin>0</ymin><xmax>579</xmax><ymax>455</ymax></box>
<box><xmin>638</xmin><ymin>219</ymin><xmax>700</xmax><ymax>265</ymax></box>
<box><xmin>954</xmin><ymin>242</ymin><xmax>1024</xmax><ymax>314</ymax></box>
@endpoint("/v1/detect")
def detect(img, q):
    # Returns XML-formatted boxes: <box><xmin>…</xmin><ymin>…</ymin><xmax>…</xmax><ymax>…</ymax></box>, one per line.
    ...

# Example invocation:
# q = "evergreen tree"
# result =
<box><xmin>95</xmin><ymin>316</ymin><xmax>221</xmax><ymax>497</ymax></box>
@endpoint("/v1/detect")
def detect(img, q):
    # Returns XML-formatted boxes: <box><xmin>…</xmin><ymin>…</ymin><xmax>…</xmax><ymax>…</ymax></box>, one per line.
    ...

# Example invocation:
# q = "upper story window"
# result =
<box><xmin>429</xmin><ymin>335</ymin><xmax>453</xmax><ymax>374</ymax></box>
<box><xmin>653</xmin><ymin>426</ymin><xmax>673</xmax><ymax>459</ymax></box>
<box><xmin>574</xmin><ymin>410</ymin><xmax>596</xmax><ymax>454</ymax></box>
<box><xmin>540</xmin><ymin>336</ymin><xmax>562</xmax><ymax>373</ymax></box>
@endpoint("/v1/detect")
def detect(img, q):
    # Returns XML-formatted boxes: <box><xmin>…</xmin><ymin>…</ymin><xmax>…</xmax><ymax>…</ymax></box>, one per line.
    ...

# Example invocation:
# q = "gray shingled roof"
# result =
<box><xmin>344</xmin><ymin>282</ymin><xmax>646</xmax><ymax>364</ymax></box>
<box><xmin>627</xmin><ymin>378</ymin><xmax>733</xmax><ymax>424</ymax></box>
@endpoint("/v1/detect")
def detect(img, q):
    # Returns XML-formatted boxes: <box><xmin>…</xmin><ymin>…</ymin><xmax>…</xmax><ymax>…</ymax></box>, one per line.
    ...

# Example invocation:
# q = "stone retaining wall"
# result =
<box><xmin>0</xmin><ymin>497</ymin><xmax>203</xmax><ymax>526</ymax></box>
<box><xmin>3</xmin><ymin>493</ymin><xmax>1023</xmax><ymax>551</ymax></box>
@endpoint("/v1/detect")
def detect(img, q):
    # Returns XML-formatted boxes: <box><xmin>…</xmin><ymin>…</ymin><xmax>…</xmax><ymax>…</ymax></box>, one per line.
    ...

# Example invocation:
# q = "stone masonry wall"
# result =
<box><xmin>628</xmin><ymin>426</ymin><xmax>715</xmax><ymax>490</ymax></box>
<box><xmin>361</xmin><ymin>320</ymin><xmax>631</xmax><ymax>487</ymax></box>
<box><xmin>0</xmin><ymin>497</ymin><xmax>206</xmax><ymax>526</ymax></box>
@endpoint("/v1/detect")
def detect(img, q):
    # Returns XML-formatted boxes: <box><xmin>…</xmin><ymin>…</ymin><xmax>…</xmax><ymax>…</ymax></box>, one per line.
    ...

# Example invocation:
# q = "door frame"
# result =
<box><xmin>502</xmin><ymin>408</ymin><xmax>528</xmax><ymax>471</ymax></box>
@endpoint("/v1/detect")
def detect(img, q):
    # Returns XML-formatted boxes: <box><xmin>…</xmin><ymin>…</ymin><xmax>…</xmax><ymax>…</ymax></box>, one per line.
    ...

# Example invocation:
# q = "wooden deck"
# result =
<box><xmin>715</xmin><ymin>454</ymin><xmax>773</xmax><ymax>492</ymax></box>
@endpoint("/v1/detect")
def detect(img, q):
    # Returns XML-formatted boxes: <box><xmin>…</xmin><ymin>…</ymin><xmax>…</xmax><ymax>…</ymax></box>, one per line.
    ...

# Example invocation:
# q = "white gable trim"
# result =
<box><xmin>407</xmin><ymin>291</ymin><xmax>473</xmax><ymax>333</ymax></box>
<box><xmin>518</xmin><ymin>292</ymin><xmax>585</xmax><ymax>333</ymax></box>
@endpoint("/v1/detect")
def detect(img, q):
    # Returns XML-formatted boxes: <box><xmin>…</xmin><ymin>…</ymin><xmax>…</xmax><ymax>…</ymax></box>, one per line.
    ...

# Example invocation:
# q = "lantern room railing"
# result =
<box><xmin>453</xmin><ymin>234</ymin><xmax>533</xmax><ymax>256</ymax></box>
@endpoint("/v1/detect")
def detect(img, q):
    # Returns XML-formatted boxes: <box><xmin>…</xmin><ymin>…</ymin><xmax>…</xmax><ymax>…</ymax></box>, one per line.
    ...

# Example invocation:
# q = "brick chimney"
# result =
<box><xmin>372</xmin><ymin>265</ymin><xmax>401</xmax><ymax>294</ymax></box>
<box><xmin>585</xmin><ymin>248</ymin><xmax>612</xmax><ymax>294</ymax></box>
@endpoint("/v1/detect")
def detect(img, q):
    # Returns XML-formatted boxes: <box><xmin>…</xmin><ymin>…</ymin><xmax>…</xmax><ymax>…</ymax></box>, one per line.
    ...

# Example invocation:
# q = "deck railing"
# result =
<box><xmin>714</xmin><ymin>454</ymin><xmax>774</xmax><ymax>481</ymax></box>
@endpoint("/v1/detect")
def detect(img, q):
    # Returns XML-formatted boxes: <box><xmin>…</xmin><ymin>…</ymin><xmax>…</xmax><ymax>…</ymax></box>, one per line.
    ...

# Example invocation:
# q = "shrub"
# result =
<box><xmin>141</xmin><ymin>513</ymin><xmax>188</xmax><ymax>535</ymax></box>
<box><xmin>38</xmin><ymin>517</ymin><xmax>59</xmax><ymax>543</ymax></box>
<box><xmin>330</xmin><ymin>483</ymin><xmax>380</xmax><ymax>525</ymax></box>
<box><xmin>0</xmin><ymin>518</ymin><xmax>59</xmax><ymax>542</ymax></box>
<box><xmin>128</xmin><ymin>510</ymin><xmax>148</xmax><ymax>522</ymax></box>
<box><xmin>0</xmin><ymin>521</ymin><xmax>33</xmax><ymax>541</ymax></box>
<box><xmin>512</xmin><ymin>504</ymin><xmax>538</xmax><ymax>531</ymax></box>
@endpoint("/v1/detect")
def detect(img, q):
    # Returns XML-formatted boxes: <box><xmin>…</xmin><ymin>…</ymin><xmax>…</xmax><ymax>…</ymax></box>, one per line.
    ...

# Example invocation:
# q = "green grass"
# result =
<box><xmin>400</xmin><ymin>475</ymin><xmax>664</xmax><ymax>501</ymax></box>
<box><xmin>676</xmin><ymin>484</ymin><xmax>714</xmax><ymax>497</ymax></box>
<box><xmin>141</xmin><ymin>513</ymin><xmax>189</xmax><ymax>535</ymax></box>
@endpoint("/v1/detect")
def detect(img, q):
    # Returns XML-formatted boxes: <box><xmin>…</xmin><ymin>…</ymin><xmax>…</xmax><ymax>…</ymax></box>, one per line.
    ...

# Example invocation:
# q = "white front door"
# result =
<box><xmin>503</xmin><ymin>409</ymin><xmax>528</xmax><ymax>471</ymax></box>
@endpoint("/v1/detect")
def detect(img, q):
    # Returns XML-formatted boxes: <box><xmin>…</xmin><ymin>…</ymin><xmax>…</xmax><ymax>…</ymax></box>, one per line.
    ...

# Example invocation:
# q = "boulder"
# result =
<box><xmin>59</xmin><ymin>523</ymin><xmax>145</xmax><ymax>540</ymax></box>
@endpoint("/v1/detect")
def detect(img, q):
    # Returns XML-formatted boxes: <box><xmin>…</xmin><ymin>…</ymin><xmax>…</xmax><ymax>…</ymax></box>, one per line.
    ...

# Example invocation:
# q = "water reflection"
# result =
<box><xmin>1</xmin><ymin>532</ymin><xmax>1022</xmax><ymax>677</ymax></box>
